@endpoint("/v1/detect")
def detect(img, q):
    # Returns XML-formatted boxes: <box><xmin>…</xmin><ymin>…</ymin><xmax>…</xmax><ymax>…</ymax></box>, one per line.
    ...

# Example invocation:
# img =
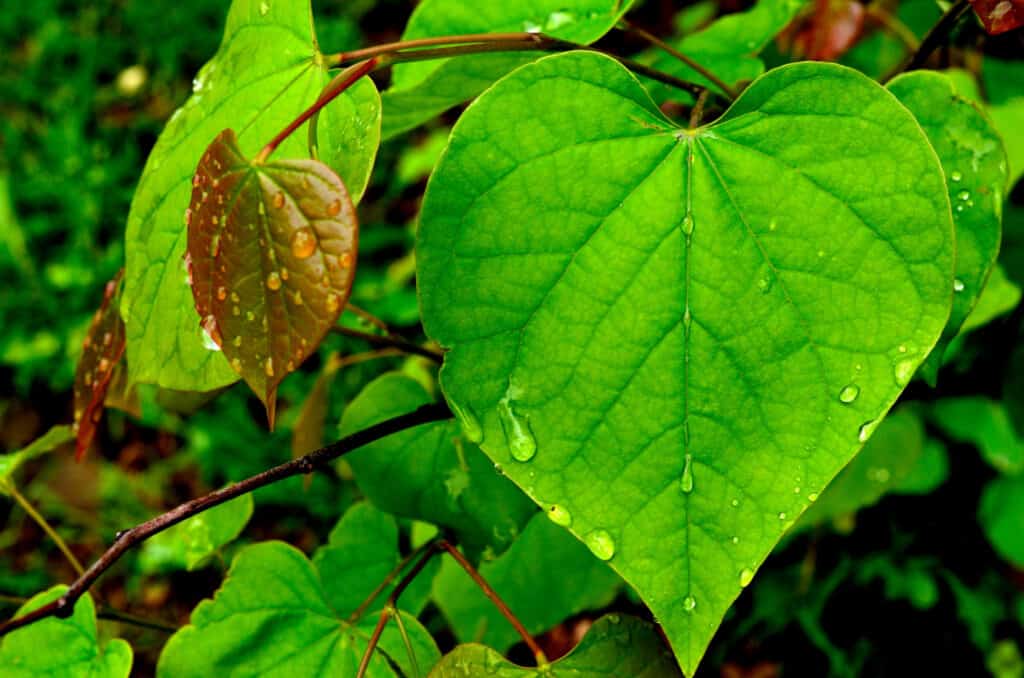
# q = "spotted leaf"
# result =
<box><xmin>186</xmin><ymin>129</ymin><xmax>357</xmax><ymax>425</ymax></box>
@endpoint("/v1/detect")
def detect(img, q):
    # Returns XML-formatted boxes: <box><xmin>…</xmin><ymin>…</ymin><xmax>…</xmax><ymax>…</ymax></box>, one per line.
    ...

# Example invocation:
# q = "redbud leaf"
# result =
<box><xmin>186</xmin><ymin>129</ymin><xmax>358</xmax><ymax>426</ymax></box>
<box><xmin>968</xmin><ymin>0</ymin><xmax>1024</xmax><ymax>34</ymax></box>
<box><xmin>73</xmin><ymin>270</ymin><xmax>126</xmax><ymax>461</ymax></box>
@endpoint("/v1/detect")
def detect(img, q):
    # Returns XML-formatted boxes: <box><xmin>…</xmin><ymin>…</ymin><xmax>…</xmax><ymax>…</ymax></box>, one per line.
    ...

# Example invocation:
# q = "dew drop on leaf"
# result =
<box><xmin>290</xmin><ymin>228</ymin><xmax>317</xmax><ymax>259</ymax></box>
<box><xmin>498</xmin><ymin>397</ymin><xmax>537</xmax><ymax>462</ymax></box>
<box><xmin>680</xmin><ymin>453</ymin><xmax>694</xmax><ymax>494</ymax></box>
<box><xmin>548</xmin><ymin>504</ymin><xmax>572</xmax><ymax>527</ymax></box>
<box><xmin>272</xmin><ymin>192</ymin><xmax>285</xmax><ymax>209</ymax></box>
<box><xmin>681</xmin><ymin>214</ymin><xmax>694</xmax><ymax>236</ymax></box>
<box><xmin>325</xmin><ymin>292</ymin><xmax>340</xmax><ymax>313</ymax></box>
<box><xmin>953</xmin><ymin>278</ymin><xmax>965</xmax><ymax>292</ymax></box>
<box><xmin>683</xmin><ymin>595</ymin><xmax>696</xmax><ymax>612</ymax></box>
<box><xmin>326</xmin><ymin>199</ymin><xmax>342</xmax><ymax>217</ymax></box>
<box><xmin>216</xmin><ymin>286</ymin><xmax>227</xmax><ymax>301</ymax></box>
<box><xmin>958</xmin><ymin>190</ymin><xmax>971</xmax><ymax>201</ymax></box>
<box><xmin>585</xmin><ymin>529</ymin><xmax>616</xmax><ymax>561</ymax></box>
<box><xmin>264</xmin><ymin>357</ymin><xmax>275</xmax><ymax>378</ymax></box>
<box><xmin>838</xmin><ymin>383</ymin><xmax>860</xmax><ymax>403</ymax></box>
<box><xmin>894</xmin><ymin>358</ymin><xmax>915</xmax><ymax>385</ymax></box>
<box><xmin>266</xmin><ymin>271</ymin><xmax>282</xmax><ymax>291</ymax></box>
<box><xmin>739</xmin><ymin>568</ymin><xmax>754</xmax><ymax>588</ymax></box>
<box><xmin>950</xmin><ymin>170</ymin><xmax>962</xmax><ymax>182</ymax></box>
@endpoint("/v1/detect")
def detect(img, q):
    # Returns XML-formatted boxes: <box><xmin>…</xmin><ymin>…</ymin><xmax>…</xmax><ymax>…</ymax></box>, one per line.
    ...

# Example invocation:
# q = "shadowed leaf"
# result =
<box><xmin>72</xmin><ymin>270</ymin><xmax>126</xmax><ymax>460</ymax></box>
<box><xmin>186</xmin><ymin>129</ymin><xmax>358</xmax><ymax>425</ymax></box>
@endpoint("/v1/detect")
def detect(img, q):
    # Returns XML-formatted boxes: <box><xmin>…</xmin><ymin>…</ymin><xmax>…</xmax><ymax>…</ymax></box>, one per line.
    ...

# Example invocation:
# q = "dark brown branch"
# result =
<box><xmin>0</xmin><ymin>402</ymin><xmax>452</xmax><ymax>638</ymax></box>
<box><xmin>895</xmin><ymin>0</ymin><xmax>971</xmax><ymax>75</ymax></box>
<box><xmin>622</xmin><ymin>21</ymin><xmax>737</xmax><ymax>100</ymax></box>
<box><xmin>335</xmin><ymin>326</ymin><xmax>444</xmax><ymax>364</ymax></box>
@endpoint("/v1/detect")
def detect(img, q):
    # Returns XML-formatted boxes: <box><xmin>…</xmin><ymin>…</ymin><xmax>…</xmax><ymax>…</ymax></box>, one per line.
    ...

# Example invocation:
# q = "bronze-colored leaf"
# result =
<box><xmin>968</xmin><ymin>0</ymin><xmax>1024</xmax><ymax>34</ymax></box>
<box><xmin>73</xmin><ymin>269</ymin><xmax>126</xmax><ymax>461</ymax></box>
<box><xmin>186</xmin><ymin>129</ymin><xmax>358</xmax><ymax>426</ymax></box>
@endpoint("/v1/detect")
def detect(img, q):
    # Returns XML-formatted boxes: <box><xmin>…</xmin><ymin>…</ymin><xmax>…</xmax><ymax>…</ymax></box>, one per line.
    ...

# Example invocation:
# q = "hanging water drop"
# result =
<box><xmin>450</xmin><ymin>400</ymin><xmax>483</xmax><ymax>443</ymax></box>
<box><xmin>290</xmin><ymin>228</ymin><xmax>316</xmax><ymax>259</ymax></box>
<box><xmin>681</xmin><ymin>214</ymin><xmax>694</xmax><ymax>236</ymax></box>
<box><xmin>757</xmin><ymin>275</ymin><xmax>773</xmax><ymax>293</ymax></box>
<box><xmin>778</xmin><ymin>512</ymin><xmax>787</xmax><ymax>520</ymax></box>
<box><xmin>585</xmin><ymin>529</ymin><xmax>616</xmax><ymax>561</ymax></box>
<box><xmin>680</xmin><ymin>453</ymin><xmax>694</xmax><ymax>494</ymax></box>
<box><xmin>739</xmin><ymin>568</ymin><xmax>754</xmax><ymax>587</ymax></box>
<box><xmin>498</xmin><ymin>396</ymin><xmax>537</xmax><ymax>462</ymax></box>
<box><xmin>950</xmin><ymin>170</ymin><xmax>962</xmax><ymax>182</ymax></box>
<box><xmin>953</xmin><ymin>278</ymin><xmax>965</xmax><ymax>292</ymax></box>
<box><xmin>266</xmin><ymin>271</ymin><xmax>282</xmax><ymax>291</ymax></box>
<box><xmin>838</xmin><ymin>383</ymin><xmax>860</xmax><ymax>404</ymax></box>
<box><xmin>958</xmin><ymin>190</ymin><xmax>971</xmax><ymax>201</ymax></box>
<box><xmin>548</xmin><ymin>504</ymin><xmax>572</xmax><ymax>527</ymax></box>
<box><xmin>858</xmin><ymin>420</ymin><xmax>876</xmax><ymax>443</ymax></box>
<box><xmin>682</xmin><ymin>595</ymin><xmax>696</xmax><ymax>612</ymax></box>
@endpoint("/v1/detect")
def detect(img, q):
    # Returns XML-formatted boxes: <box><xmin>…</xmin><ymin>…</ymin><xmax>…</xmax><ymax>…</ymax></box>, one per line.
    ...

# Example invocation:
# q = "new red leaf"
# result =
<box><xmin>969</xmin><ymin>0</ymin><xmax>1024</xmax><ymax>34</ymax></box>
<box><xmin>186</xmin><ymin>129</ymin><xmax>358</xmax><ymax>426</ymax></box>
<box><xmin>73</xmin><ymin>270</ymin><xmax>126</xmax><ymax>461</ymax></box>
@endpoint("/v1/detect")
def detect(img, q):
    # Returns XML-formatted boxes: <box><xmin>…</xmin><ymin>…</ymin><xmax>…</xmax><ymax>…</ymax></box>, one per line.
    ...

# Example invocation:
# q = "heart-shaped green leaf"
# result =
<box><xmin>428</xmin><ymin>614</ymin><xmax>680</xmax><ymax>677</ymax></box>
<box><xmin>887</xmin><ymin>71</ymin><xmax>1007</xmax><ymax>384</ymax></box>
<box><xmin>417</xmin><ymin>52</ymin><xmax>953</xmax><ymax>673</ymax></box>
<box><xmin>122</xmin><ymin>0</ymin><xmax>380</xmax><ymax>393</ymax></box>
<box><xmin>186</xmin><ymin>129</ymin><xmax>357</xmax><ymax>424</ymax></box>
<box><xmin>73</xmin><ymin>270</ymin><xmax>126</xmax><ymax>460</ymax></box>
<box><xmin>382</xmin><ymin>0</ymin><xmax>636</xmax><ymax>138</ymax></box>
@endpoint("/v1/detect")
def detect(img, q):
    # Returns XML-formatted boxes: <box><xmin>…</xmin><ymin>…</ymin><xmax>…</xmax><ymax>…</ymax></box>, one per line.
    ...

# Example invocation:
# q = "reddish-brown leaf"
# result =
<box><xmin>73</xmin><ymin>269</ymin><xmax>126</xmax><ymax>461</ymax></box>
<box><xmin>186</xmin><ymin>129</ymin><xmax>358</xmax><ymax>426</ymax></box>
<box><xmin>969</xmin><ymin>0</ymin><xmax>1024</xmax><ymax>34</ymax></box>
<box><xmin>791</xmin><ymin>0</ymin><xmax>866</xmax><ymax>61</ymax></box>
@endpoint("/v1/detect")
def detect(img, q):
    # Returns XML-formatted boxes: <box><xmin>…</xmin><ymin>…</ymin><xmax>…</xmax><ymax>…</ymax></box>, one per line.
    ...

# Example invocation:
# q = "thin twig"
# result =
<box><xmin>895</xmin><ymin>0</ymin><xmax>970</xmax><ymax>76</ymax></box>
<box><xmin>622</xmin><ymin>21</ymin><xmax>737</xmax><ymax>100</ymax></box>
<box><xmin>689</xmin><ymin>89</ymin><xmax>710</xmax><ymax>129</ymax></box>
<box><xmin>335</xmin><ymin>326</ymin><xmax>443</xmax><ymax>364</ymax></box>
<box><xmin>0</xmin><ymin>403</ymin><xmax>452</xmax><ymax>638</ymax></box>
<box><xmin>345</xmin><ymin>303</ymin><xmax>390</xmax><ymax>333</ymax></box>
<box><xmin>347</xmin><ymin>538</ymin><xmax>439</xmax><ymax>624</ymax></box>
<box><xmin>865</xmin><ymin>4</ymin><xmax>920</xmax><ymax>52</ymax></box>
<box><xmin>0</xmin><ymin>594</ymin><xmax>176</xmax><ymax>634</ymax></box>
<box><xmin>8</xmin><ymin>485</ymin><xmax>85</xmax><ymax>576</ymax></box>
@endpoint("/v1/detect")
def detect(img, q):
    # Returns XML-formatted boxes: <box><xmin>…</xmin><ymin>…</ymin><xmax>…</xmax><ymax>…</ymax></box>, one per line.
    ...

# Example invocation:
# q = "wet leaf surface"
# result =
<box><xmin>186</xmin><ymin>129</ymin><xmax>358</xmax><ymax>425</ymax></box>
<box><xmin>72</xmin><ymin>270</ymin><xmax>126</xmax><ymax>460</ymax></box>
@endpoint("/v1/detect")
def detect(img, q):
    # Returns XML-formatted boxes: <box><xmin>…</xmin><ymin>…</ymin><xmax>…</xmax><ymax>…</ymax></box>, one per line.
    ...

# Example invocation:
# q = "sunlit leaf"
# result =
<box><xmin>417</xmin><ymin>53</ymin><xmax>954</xmax><ymax>673</ymax></box>
<box><xmin>72</xmin><ymin>270</ymin><xmax>126</xmax><ymax>460</ymax></box>
<box><xmin>428</xmin><ymin>614</ymin><xmax>680</xmax><ymax>677</ymax></box>
<box><xmin>0</xmin><ymin>586</ymin><xmax>132</xmax><ymax>678</ymax></box>
<box><xmin>186</xmin><ymin>129</ymin><xmax>357</xmax><ymax>425</ymax></box>
<box><xmin>887</xmin><ymin>71</ymin><xmax>1007</xmax><ymax>384</ymax></box>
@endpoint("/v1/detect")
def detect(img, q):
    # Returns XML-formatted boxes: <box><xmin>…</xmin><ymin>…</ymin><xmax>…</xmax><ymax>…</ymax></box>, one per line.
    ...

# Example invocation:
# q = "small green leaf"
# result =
<box><xmin>417</xmin><ymin>52</ymin><xmax>954</xmax><ymax>673</ymax></box>
<box><xmin>887</xmin><ymin>71</ymin><xmax>1007</xmax><ymax>384</ymax></box>
<box><xmin>892</xmin><ymin>438</ymin><xmax>949</xmax><ymax>495</ymax></box>
<box><xmin>798</xmin><ymin>408</ymin><xmax>929</xmax><ymax>528</ymax></box>
<box><xmin>0</xmin><ymin>426</ymin><xmax>74</xmax><ymax>495</ymax></box>
<box><xmin>0</xmin><ymin>586</ymin><xmax>132</xmax><ymax>678</ymax></box>
<box><xmin>382</xmin><ymin>0</ymin><xmax>636</xmax><ymax>138</ymax></box>
<box><xmin>428</xmin><ymin>614</ymin><xmax>680</xmax><ymax>677</ymax></box>
<box><xmin>931</xmin><ymin>397</ymin><xmax>1024</xmax><ymax>473</ymax></box>
<box><xmin>73</xmin><ymin>270</ymin><xmax>126</xmax><ymax>460</ymax></box>
<box><xmin>979</xmin><ymin>474</ymin><xmax>1024</xmax><ymax>567</ymax></box>
<box><xmin>186</xmin><ymin>129</ymin><xmax>358</xmax><ymax>424</ymax></box>
<box><xmin>341</xmin><ymin>373</ymin><xmax>535</xmax><ymax>554</ymax></box>
<box><xmin>122</xmin><ymin>0</ymin><xmax>381</xmax><ymax>393</ymax></box>
<box><xmin>643</xmin><ymin>0</ymin><xmax>808</xmax><ymax>99</ymax></box>
<box><xmin>139</xmin><ymin>493</ymin><xmax>253</xmax><ymax>573</ymax></box>
<box><xmin>982</xmin><ymin>57</ymin><xmax>1024</xmax><ymax>187</ymax></box>
<box><xmin>433</xmin><ymin>513</ymin><xmax>621</xmax><ymax>652</ymax></box>
<box><xmin>157</xmin><ymin>541</ymin><xmax>439</xmax><ymax>677</ymax></box>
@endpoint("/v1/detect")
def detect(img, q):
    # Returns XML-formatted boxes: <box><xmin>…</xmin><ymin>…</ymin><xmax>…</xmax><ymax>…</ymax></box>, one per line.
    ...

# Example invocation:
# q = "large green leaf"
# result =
<box><xmin>887</xmin><ymin>71</ymin><xmax>1007</xmax><ymax>384</ymax></box>
<box><xmin>341</xmin><ymin>373</ymin><xmax>535</xmax><ymax>554</ymax></box>
<box><xmin>643</xmin><ymin>0</ymin><xmax>808</xmax><ymax>99</ymax></box>
<box><xmin>382</xmin><ymin>0</ymin><xmax>636</xmax><ymax>138</ymax></box>
<box><xmin>432</xmin><ymin>513</ymin><xmax>621</xmax><ymax>652</ymax></box>
<box><xmin>428</xmin><ymin>614</ymin><xmax>681</xmax><ymax>677</ymax></box>
<box><xmin>157</xmin><ymin>541</ymin><xmax>439</xmax><ymax>677</ymax></box>
<box><xmin>122</xmin><ymin>0</ymin><xmax>381</xmax><ymax>392</ymax></box>
<box><xmin>416</xmin><ymin>52</ymin><xmax>954</xmax><ymax>673</ymax></box>
<box><xmin>0</xmin><ymin>587</ymin><xmax>132</xmax><ymax>677</ymax></box>
<box><xmin>931</xmin><ymin>397</ymin><xmax>1024</xmax><ymax>474</ymax></box>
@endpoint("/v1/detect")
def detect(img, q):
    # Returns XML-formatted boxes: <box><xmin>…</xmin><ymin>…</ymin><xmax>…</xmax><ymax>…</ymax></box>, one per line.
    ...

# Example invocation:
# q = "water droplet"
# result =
<box><xmin>232</xmin><ymin>336</ymin><xmax>242</xmax><ymax>348</ymax></box>
<box><xmin>680</xmin><ymin>453</ymin><xmax>694</xmax><ymax>494</ymax></box>
<box><xmin>101</xmin><ymin>332</ymin><xmax>112</xmax><ymax>347</ymax></box>
<box><xmin>953</xmin><ymin>278</ymin><xmax>965</xmax><ymax>292</ymax></box>
<box><xmin>339</xmin><ymin>253</ymin><xmax>353</xmax><ymax>269</ymax></box>
<box><xmin>98</xmin><ymin>358</ymin><xmax>111</xmax><ymax>373</ymax></box>
<box><xmin>683</xmin><ymin>306</ymin><xmax>692</xmax><ymax>331</ymax></box>
<box><xmin>326</xmin><ymin>199</ymin><xmax>342</xmax><ymax>217</ymax></box>
<box><xmin>266</xmin><ymin>271</ymin><xmax>282</xmax><ymax>291</ymax></box>
<box><xmin>231</xmin><ymin>292</ymin><xmax>240</xmax><ymax>303</ymax></box>
<box><xmin>950</xmin><ymin>170</ymin><xmax>962</xmax><ymax>182</ymax></box>
<box><xmin>216</xmin><ymin>286</ymin><xmax>227</xmax><ymax>301</ymax></box>
<box><xmin>869</xmin><ymin>466</ymin><xmax>891</xmax><ymax>483</ymax></box>
<box><xmin>894</xmin><ymin>358</ymin><xmax>915</xmax><ymax>385</ymax></box>
<box><xmin>230</xmin><ymin>357</ymin><xmax>242</xmax><ymax>372</ymax></box>
<box><xmin>739</xmin><ymin>568</ymin><xmax>755</xmax><ymax>587</ymax></box>
<box><xmin>585</xmin><ymin>529</ymin><xmax>616</xmax><ymax>561</ymax></box>
<box><xmin>778</xmin><ymin>512</ymin><xmax>787</xmax><ymax>520</ymax></box>
<box><xmin>681</xmin><ymin>214</ymin><xmax>694</xmax><ymax>236</ymax></box>
<box><xmin>264</xmin><ymin>357</ymin><xmax>275</xmax><ymax>377</ymax></box>
<box><xmin>731</xmin><ymin>536</ymin><xmax>739</xmax><ymax>544</ymax></box>
<box><xmin>548</xmin><ymin>504</ymin><xmax>572</xmax><ymax>527</ymax></box>
<box><xmin>259</xmin><ymin>0</ymin><xmax>269</xmax><ymax>15</ymax></box>
<box><xmin>246</xmin><ymin>310</ymin><xmax>255</xmax><ymax>322</ymax></box>
<box><xmin>794</xmin><ymin>486</ymin><xmax>801</xmax><ymax>494</ymax></box>
<box><xmin>450</xmin><ymin>400</ymin><xmax>483</xmax><ymax>443</ymax></box>
<box><xmin>768</xmin><ymin>218</ymin><xmax>777</xmax><ymax>231</ymax></box>
<box><xmin>280</xmin><ymin>269</ymin><xmax>289</xmax><ymax>281</ymax></box>
<box><xmin>325</xmin><ymin>293</ymin><xmax>341</xmax><ymax>314</ymax></box>
<box><xmin>258</xmin><ymin>202</ymin><xmax>265</xmax><ymax>216</ymax></box>
<box><xmin>858</xmin><ymin>420</ymin><xmax>877</xmax><ymax>443</ymax></box>
<box><xmin>757</xmin><ymin>275</ymin><xmax>773</xmax><ymax>293</ymax></box>
<box><xmin>210</xmin><ymin>234</ymin><xmax>221</xmax><ymax>258</ymax></box>
<box><xmin>498</xmin><ymin>397</ymin><xmax>537</xmax><ymax>462</ymax></box>
<box><xmin>731</xmin><ymin>498</ymin><xmax>739</xmax><ymax>508</ymax></box>
<box><xmin>838</xmin><ymin>384</ymin><xmax>860</xmax><ymax>404</ymax></box>
<box><xmin>291</xmin><ymin>229</ymin><xmax>316</xmax><ymax>259</ymax></box>
<box><xmin>184</xmin><ymin>208</ymin><xmax>192</xmax><ymax>226</ymax></box>
<box><xmin>682</xmin><ymin>595</ymin><xmax>696</xmax><ymax>612</ymax></box>
<box><xmin>271</xmin><ymin>193</ymin><xmax>285</xmax><ymax>209</ymax></box>
<box><xmin>607</xmin><ymin>614</ymin><xmax>621</xmax><ymax>625</ymax></box>
<box><xmin>958</xmin><ymin>190</ymin><xmax>971</xmax><ymax>201</ymax></box>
